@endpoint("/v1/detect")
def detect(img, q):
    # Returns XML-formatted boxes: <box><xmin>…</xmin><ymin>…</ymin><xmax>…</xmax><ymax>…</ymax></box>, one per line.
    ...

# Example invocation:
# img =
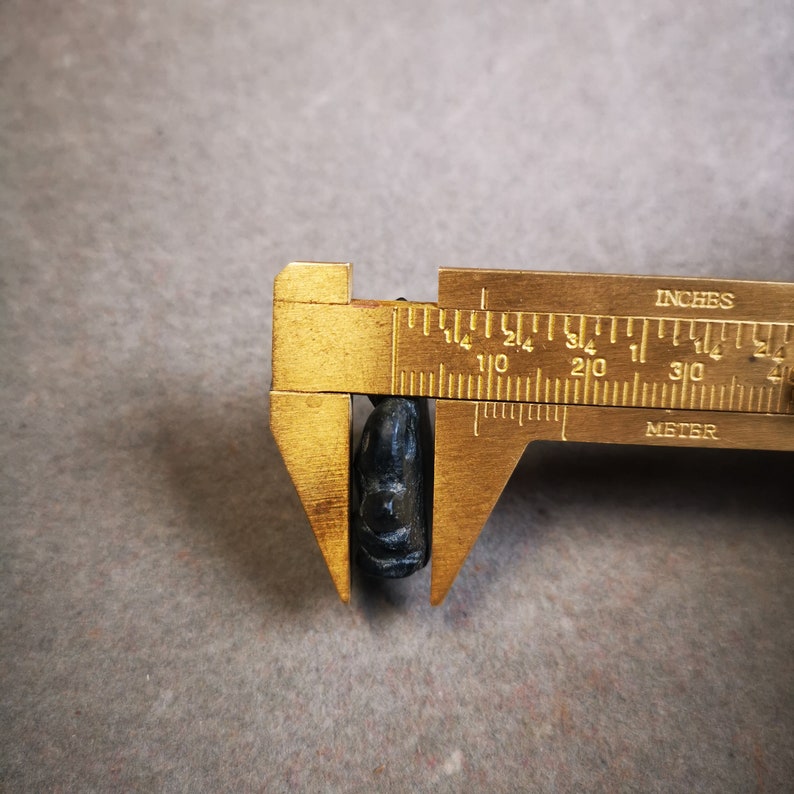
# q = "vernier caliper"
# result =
<box><xmin>270</xmin><ymin>262</ymin><xmax>793</xmax><ymax>604</ymax></box>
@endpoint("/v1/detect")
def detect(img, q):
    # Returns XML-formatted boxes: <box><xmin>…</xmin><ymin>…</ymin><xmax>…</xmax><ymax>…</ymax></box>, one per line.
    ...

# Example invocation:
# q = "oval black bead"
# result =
<box><xmin>352</xmin><ymin>397</ymin><xmax>430</xmax><ymax>578</ymax></box>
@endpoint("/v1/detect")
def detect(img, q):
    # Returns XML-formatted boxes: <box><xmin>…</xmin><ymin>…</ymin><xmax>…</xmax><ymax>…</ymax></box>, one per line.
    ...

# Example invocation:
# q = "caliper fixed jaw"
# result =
<box><xmin>270</xmin><ymin>263</ymin><xmax>355</xmax><ymax>603</ymax></box>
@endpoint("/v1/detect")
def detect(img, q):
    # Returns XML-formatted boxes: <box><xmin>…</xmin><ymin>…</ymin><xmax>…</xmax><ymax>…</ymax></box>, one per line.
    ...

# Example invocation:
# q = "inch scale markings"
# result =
<box><xmin>393</xmin><ymin>306</ymin><xmax>794</xmax><ymax>415</ymax></box>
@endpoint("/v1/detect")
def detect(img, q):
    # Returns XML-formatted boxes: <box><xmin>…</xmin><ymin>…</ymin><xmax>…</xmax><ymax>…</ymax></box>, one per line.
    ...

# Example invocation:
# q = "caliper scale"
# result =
<box><xmin>270</xmin><ymin>262</ymin><xmax>794</xmax><ymax>604</ymax></box>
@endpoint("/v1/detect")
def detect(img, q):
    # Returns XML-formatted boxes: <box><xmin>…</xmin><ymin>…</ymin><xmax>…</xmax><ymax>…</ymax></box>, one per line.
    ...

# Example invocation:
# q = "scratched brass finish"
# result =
<box><xmin>430</xmin><ymin>400</ymin><xmax>792</xmax><ymax>604</ymax></box>
<box><xmin>270</xmin><ymin>390</ymin><xmax>352</xmax><ymax>602</ymax></box>
<box><xmin>438</xmin><ymin>268</ymin><xmax>791</xmax><ymax>319</ymax></box>
<box><xmin>270</xmin><ymin>262</ymin><xmax>794</xmax><ymax>603</ymax></box>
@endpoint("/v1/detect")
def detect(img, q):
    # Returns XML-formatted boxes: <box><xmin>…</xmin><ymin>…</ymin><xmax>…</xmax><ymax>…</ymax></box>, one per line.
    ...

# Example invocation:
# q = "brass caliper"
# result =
<box><xmin>270</xmin><ymin>262</ymin><xmax>794</xmax><ymax>604</ymax></box>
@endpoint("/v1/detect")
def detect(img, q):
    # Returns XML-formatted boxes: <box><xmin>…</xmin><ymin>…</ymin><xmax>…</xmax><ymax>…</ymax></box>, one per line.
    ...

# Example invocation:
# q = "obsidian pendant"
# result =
<box><xmin>352</xmin><ymin>397</ymin><xmax>431</xmax><ymax>578</ymax></box>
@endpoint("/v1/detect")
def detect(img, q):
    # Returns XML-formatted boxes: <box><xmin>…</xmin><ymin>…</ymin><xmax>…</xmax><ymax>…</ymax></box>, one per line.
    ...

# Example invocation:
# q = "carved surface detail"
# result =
<box><xmin>353</xmin><ymin>397</ymin><xmax>430</xmax><ymax>578</ymax></box>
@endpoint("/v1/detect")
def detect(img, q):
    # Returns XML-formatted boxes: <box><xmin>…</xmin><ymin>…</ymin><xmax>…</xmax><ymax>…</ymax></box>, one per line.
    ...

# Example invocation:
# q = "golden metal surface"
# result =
<box><xmin>270</xmin><ymin>262</ymin><xmax>794</xmax><ymax>604</ymax></box>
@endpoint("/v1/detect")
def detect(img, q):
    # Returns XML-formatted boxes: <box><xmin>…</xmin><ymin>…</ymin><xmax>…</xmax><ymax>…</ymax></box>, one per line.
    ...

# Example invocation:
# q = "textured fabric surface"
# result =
<box><xmin>2</xmin><ymin>1</ymin><xmax>793</xmax><ymax>791</ymax></box>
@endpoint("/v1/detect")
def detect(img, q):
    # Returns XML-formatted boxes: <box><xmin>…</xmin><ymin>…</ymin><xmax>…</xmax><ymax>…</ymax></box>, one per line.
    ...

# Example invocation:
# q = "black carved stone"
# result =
<box><xmin>353</xmin><ymin>397</ymin><xmax>430</xmax><ymax>578</ymax></box>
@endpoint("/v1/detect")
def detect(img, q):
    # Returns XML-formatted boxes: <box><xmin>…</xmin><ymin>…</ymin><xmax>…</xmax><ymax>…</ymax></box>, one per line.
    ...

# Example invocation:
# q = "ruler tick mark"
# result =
<box><xmin>391</xmin><ymin>307</ymin><xmax>399</xmax><ymax>393</ymax></box>
<box><xmin>680</xmin><ymin>367</ymin><xmax>688</xmax><ymax>407</ymax></box>
<box><xmin>640</xmin><ymin>319</ymin><xmax>649</xmax><ymax>363</ymax></box>
<box><xmin>583</xmin><ymin>358</ymin><xmax>592</xmax><ymax>403</ymax></box>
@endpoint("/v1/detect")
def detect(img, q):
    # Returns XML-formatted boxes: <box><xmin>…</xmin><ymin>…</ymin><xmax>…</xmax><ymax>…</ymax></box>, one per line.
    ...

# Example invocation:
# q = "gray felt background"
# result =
<box><xmin>2</xmin><ymin>1</ymin><xmax>793</xmax><ymax>791</ymax></box>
